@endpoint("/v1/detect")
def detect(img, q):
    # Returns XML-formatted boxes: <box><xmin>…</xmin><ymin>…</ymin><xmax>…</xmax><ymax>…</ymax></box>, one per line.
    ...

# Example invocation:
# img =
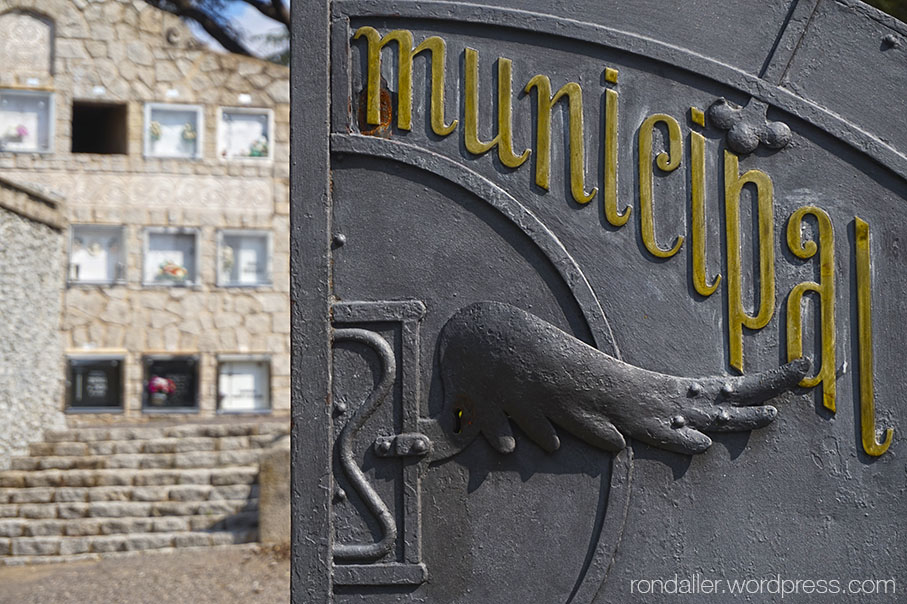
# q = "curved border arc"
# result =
<box><xmin>335</xmin><ymin>0</ymin><xmax>907</xmax><ymax>184</ymax></box>
<box><xmin>331</xmin><ymin>132</ymin><xmax>632</xmax><ymax>604</ymax></box>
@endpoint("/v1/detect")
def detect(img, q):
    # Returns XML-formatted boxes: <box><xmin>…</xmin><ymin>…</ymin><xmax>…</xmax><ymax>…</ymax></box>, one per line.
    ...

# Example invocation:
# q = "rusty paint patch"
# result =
<box><xmin>357</xmin><ymin>83</ymin><xmax>393</xmax><ymax>138</ymax></box>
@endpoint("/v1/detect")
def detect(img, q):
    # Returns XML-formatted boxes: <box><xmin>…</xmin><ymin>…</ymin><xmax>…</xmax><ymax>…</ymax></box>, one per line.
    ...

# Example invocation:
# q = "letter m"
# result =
<box><xmin>353</xmin><ymin>27</ymin><xmax>457</xmax><ymax>136</ymax></box>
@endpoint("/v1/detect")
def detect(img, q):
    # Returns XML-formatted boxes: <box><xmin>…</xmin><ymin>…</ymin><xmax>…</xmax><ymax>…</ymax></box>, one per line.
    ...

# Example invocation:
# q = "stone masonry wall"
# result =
<box><xmin>0</xmin><ymin>0</ymin><xmax>290</xmax><ymax>421</ymax></box>
<box><xmin>0</xmin><ymin>203</ymin><xmax>66</xmax><ymax>469</ymax></box>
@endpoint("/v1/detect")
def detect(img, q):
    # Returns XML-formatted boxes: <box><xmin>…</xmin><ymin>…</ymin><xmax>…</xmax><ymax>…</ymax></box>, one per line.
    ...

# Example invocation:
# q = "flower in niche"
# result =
<box><xmin>4</xmin><ymin>124</ymin><xmax>27</xmax><ymax>141</ymax></box>
<box><xmin>149</xmin><ymin>121</ymin><xmax>162</xmax><ymax>141</ymax></box>
<box><xmin>221</xmin><ymin>245</ymin><xmax>235</xmax><ymax>273</ymax></box>
<box><xmin>148</xmin><ymin>375</ymin><xmax>176</xmax><ymax>395</ymax></box>
<box><xmin>248</xmin><ymin>136</ymin><xmax>268</xmax><ymax>157</ymax></box>
<box><xmin>156</xmin><ymin>259</ymin><xmax>188</xmax><ymax>282</ymax></box>
<box><xmin>181</xmin><ymin>122</ymin><xmax>197</xmax><ymax>141</ymax></box>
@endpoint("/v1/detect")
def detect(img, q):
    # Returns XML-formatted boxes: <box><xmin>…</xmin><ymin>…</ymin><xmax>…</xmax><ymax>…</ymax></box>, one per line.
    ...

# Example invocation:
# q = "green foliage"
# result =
<box><xmin>863</xmin><ymin>0</ymin><xmax>907</xmax><ymax>23</ymax></box>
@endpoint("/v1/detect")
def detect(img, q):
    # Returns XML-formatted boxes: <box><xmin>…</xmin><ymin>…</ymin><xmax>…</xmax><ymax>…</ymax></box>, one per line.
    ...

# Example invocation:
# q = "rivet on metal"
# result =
<box><xmin>333</xmin><ymin>233</ymin><xmax>347</xmax><ymax>247</ymax></box>
<box><xmin>721</xmin><ymin>382</ymin><xmax>734</xmax><ymax>395</ymax></box>
<box><xmin>718</xmin><ymin>410</ymin><xmax>731</xmax><ymax>423</ymax></box>
<box><xmin>688</xmin><ymin>382</ymin><xmax>703</xmax><ymax>396</ymax></box>
<box><xmin>671</xmin><ymin>415</ymin><xmax>686</xmax><ymax>428</ymax></box>
<box><xmin>334</xmin><ymin>401</ymin><xmax>347</xmax><ymax>414</ymax></box>
<box><xmin>882</xmin><ymin>34</ymin><xmax>899</xmax><ymax>49</ymax></box>
<box><xmin>334</xmin><ymin>487</ymin><xmax>346</xmax><ymax>502</ymax></box>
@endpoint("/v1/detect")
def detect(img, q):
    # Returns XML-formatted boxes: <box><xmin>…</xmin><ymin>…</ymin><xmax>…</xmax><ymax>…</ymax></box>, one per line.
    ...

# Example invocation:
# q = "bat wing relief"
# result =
<box><xmin>423</xmin><ymin>301</ymin><xmax>810</xmax><ymax>459</ymax></box>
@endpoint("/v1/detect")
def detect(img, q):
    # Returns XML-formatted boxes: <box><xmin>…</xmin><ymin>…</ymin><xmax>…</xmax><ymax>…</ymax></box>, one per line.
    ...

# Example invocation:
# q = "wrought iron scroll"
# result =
<box><xmin>331</xmin><ymin>301</ymin><xmax>429</xmax><ymax>586</ymax></box>
<box><xmin>332</xmin><ymin>327</ymin><xmax>397</xmax><ymax>562</ymax></box>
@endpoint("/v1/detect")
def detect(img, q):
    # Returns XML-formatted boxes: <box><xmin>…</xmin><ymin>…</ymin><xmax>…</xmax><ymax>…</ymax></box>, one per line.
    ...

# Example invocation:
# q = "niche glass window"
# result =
<box><xmin>218</xmin><ymin>230</ymin><xmax>271</xmax><ymax>286</ymax></box>
<box><xmin>218</xmin><ymin>108</ymin><xmax>271</xmax><ymax>160</ymax></box>
<box><xmin>0</xmin><ymin>90</ymin><xmax>52</xmax><ymax>152</ymax></box>
<box><xmin>218</xmin><ymin>358</ymin><xmax>270</xmax><ymax>412</ymax></box>
<box><xmin>144</xmin><ymin>103</ymin><xmax>202</xmax><ymax>158</ymax></box>
<box><xmin>144</xmin><ymin>356</ymin><xmax>199</xmax><ymax>410</ymax></box>
<box><xmin>69</xmin><ymin>225</ymin><xmax>125</xmax><ymax>284</ymax></box>
<box><xmin>68</xmin><ymin>357</ymin><xmax>123</xmax><ymax>409</ymax></box>
<box><xmin>144</xmin><ymin>229</ymin><xmax>198</xmax><ymax>285</ymax></box>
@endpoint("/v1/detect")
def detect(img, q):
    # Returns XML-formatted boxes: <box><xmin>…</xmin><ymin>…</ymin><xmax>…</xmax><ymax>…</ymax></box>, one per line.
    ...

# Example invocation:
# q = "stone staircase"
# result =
<box><xmin>0</xmin><ymin>420</ymin><xmax>289</xmax><ymax>565</ymax></box>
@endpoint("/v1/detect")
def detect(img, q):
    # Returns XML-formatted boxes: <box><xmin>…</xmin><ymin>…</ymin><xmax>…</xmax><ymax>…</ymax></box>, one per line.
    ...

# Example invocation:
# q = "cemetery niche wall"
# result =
<box><xmin>0</xmin><ymin>0</ymin><xmax>291</xmax><ymax>423</ymax></box>
<box><xmin>293</xmin><ymin>0</ymin><xmax>907</xmax><ymax>602</ymax></box>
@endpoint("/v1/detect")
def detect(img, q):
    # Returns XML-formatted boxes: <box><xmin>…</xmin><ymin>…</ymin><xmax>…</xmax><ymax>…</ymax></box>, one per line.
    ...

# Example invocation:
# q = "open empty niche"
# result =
<box><xmin>71</xmin><ymin>101</ymin><xmax>128</xmax><ymax>154</ymax></box>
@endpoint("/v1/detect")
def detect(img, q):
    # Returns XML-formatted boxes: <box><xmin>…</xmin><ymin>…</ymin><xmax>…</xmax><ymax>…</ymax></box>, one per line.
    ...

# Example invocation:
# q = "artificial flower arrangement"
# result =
<box><xmin>148</xmin><ymin>375</ymin><xmax>176</xmax><ymax>405</ymax></box>
<box><xmin>248</xmin><ymin>136</ymin><xmax>269</xmax><ymax>157</ymax></box>
<box><xmin>156</xmin><ymin>259</ymin><xmax>188</xmax><ymax>282</ymax></box>
<box><xmin>220</xmin><ymin>245</ymin><xmax>235</xmax><ymax>273</ymax></box>
<box><xmin>181</xmin><ymin>122</ymin><xmax>197</xmax><ymax>141</ymax></box>
<box><xmin>148</xmin><ymin>375</ymin><xmax>176</xmax><ymax>395</ymax></box>
<box><xmin>4</xmin><ymin>124</ymin><xmax>28</xmax><ymax>142</ymax></box>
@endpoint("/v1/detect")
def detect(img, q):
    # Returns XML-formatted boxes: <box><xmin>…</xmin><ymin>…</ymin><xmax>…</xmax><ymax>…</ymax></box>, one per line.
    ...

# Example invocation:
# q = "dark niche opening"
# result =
<box><xmin>71</xmin><ymin>101</ymin><xmax>128</xmax><ymax>154</ymax></box>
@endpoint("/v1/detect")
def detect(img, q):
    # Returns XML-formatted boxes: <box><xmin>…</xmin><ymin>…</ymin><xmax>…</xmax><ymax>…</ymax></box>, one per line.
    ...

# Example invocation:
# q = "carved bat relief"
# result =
<box><xmin>439</xmin><ymin>302</ymin><xmax>810</xmax><ymax>456</ymax></box>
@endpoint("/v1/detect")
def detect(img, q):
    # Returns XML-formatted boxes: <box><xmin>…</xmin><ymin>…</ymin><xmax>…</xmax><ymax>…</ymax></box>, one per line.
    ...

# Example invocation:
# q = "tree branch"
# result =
<box><xmin>144</xmin><ymin>0</ymin><xmax>256</xmax><ymax>57</ymax></box>
<box><xmin>243</xmin><ymin>0</ymin><xmax>290</xmax><ymax>27</ymax></box>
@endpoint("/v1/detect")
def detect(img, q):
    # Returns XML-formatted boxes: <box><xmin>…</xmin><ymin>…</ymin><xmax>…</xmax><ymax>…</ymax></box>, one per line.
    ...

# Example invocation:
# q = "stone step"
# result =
<box><xmin>0</xmin><ymin>529</ymin><xmax>257</xmax><ymax>560</ymax></box>
<box><xmin>0</xmin><ymin>465</ymin><xmax>259</xmax><ymax>489</ymax></box>
<box><xmin>28</xmin><ymin>433</ymin><xmax>284</xmax><ymax>457</ymax></box>
<box><xmin>0</xmin><ymin>483</ymin><xmax>258</xmax><ymax>505</ymax></box>
<box><xmin>0</xmin><ymin>509</ymin><xmax>257</xmax><ymax>538</ymax></box>
<box><xmin>10</xmin><ymin>448</ymin><xmax>264</xmax><ymax>471</ymax></box>
<box><xmin>43</xmin><ymin>422</ymin><xmax>288</xmax><ymax>444</ymax></box>
<box><xmin>0</xmin><ymin>511</ymin><xmax>257</xmax><ymax>539</ymax></box>
<box><xmin>0</xmin><ymin>497</ymin><xmax>257</xmax><ymax>521</ymax></box>
<box><xmin>0</xmin><ymin>542</ymin><xmax>261</xmax><ymax>567</ymax></box>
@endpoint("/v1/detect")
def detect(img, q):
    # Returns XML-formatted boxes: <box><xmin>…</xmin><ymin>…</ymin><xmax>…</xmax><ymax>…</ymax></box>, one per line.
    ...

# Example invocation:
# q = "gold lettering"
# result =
<box><xmin>463</xmin><ymin>49</ymin><xmax>529</xmax><ymax>168</ymax></box>
<box><xmin>690</xmin><ymin>111</ymin><xmax>720</xmax><ymax>296</ymax></box>
<box><xmin>354</xmin><ymin>27</ymin><xmax>457</xmax><ymax>136</ymax></box>
<box><xmin>638</xmin><ymin>114</ymin><xmax>684</xmax><ymax>258</ymax></box>
<box><xmin>524</xmin><ymin>75</ymin><xmax>597</xmax><ymax>204</ymax></box>
<box><xmin>785</xmin><ymin>207</ymin><xmax>836</xmax><ymax>411</ymax></box>
<box><xmin>854</xmin><ymin>217</ymin><xmax>893</xmax><ymax>456</ymax></box>
<box><xmin>725</xmin><ymin>151</ymin><xmax>775</xmax><ymax>372</ymax></box>
<box><xmin>603</xmin><ymin>71</ymin><xmax>630</xmax><ymax>226</ymax></box>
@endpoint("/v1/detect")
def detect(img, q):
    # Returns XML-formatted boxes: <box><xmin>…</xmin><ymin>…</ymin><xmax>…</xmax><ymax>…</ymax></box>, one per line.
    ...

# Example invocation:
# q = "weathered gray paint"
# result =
<box><xmin>293</xmin><ymin>1</ymin><xmax>907</xmax><ymax>602</ymax></box>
